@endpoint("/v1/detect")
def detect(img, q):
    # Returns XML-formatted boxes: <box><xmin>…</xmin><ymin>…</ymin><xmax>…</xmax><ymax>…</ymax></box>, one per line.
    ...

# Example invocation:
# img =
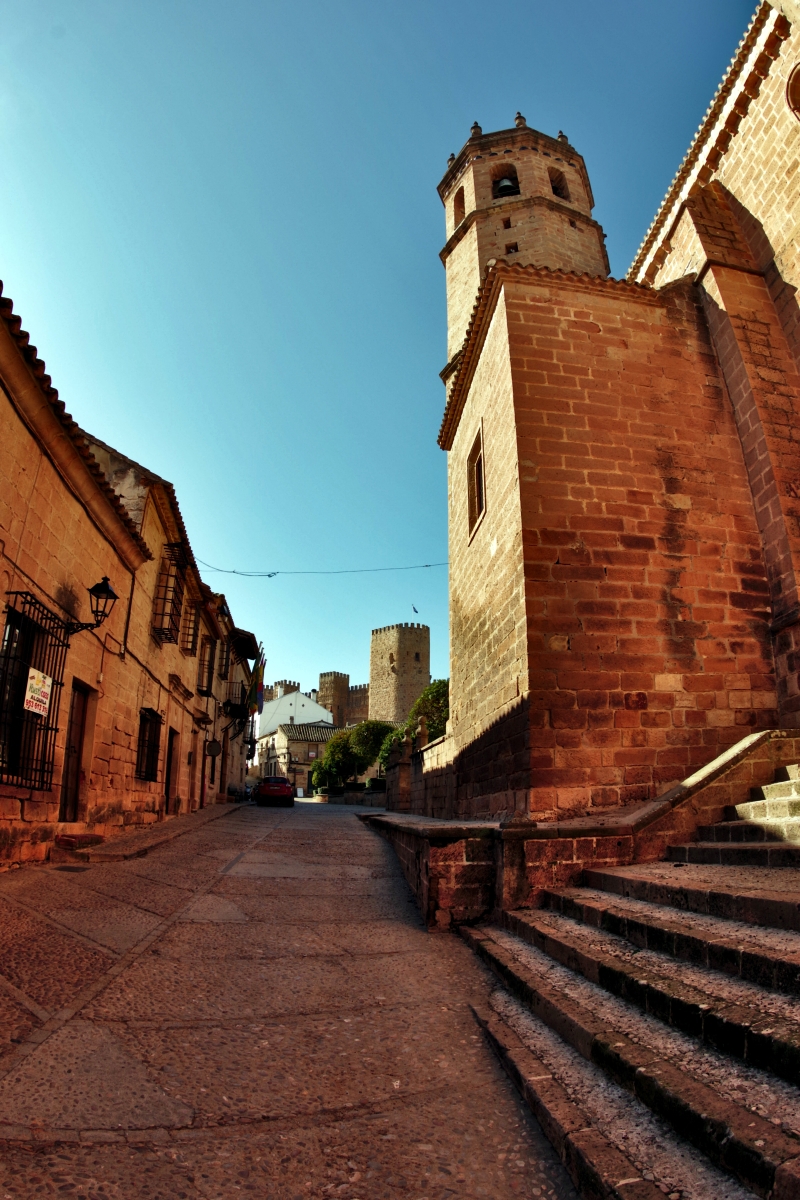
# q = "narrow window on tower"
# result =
<box><xmin>502</xmin><ymin>218</ymin><xmax>511</xmax><ymax>230</ymax></box>
<box><xmin>453</xmin><ymin>186</ymin><xmax>465</xmax><ymax>227</ymax></box>
<box><xmin>549</xmin><ymin>168</ymin><xmax>570</xmax><ymax>201</ymax></box>
<box><xmin>467</xmin><ymin>429</ymin><xmax>485</xmax><ymax>534</ymax></box>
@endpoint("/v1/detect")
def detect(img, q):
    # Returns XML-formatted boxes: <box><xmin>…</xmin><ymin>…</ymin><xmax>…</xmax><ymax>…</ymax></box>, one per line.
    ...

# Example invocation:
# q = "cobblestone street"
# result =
<box><xmin>0</xmin><ymin>803</ymin><xmax>575</xmax><ymax>1199</ymax></box>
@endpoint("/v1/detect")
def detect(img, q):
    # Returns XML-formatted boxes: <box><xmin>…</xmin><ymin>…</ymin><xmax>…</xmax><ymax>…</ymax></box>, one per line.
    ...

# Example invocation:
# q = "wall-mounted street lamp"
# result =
<box><xmin>65</xmin><ymin>576</ymin><xmax>119</xmax><ymax>637</ymax></box>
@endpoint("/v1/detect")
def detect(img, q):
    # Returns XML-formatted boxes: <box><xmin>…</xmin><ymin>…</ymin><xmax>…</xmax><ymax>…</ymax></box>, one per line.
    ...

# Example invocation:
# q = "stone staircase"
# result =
<box><xmin>463</xmin><ymin>763</ymin><xmax>800</xmax><ymax>1200</ymax></box>
<box><xmin>668</xmin><ymin>765</ymin><xmax>800</xmax><ymax>867</ymax></box>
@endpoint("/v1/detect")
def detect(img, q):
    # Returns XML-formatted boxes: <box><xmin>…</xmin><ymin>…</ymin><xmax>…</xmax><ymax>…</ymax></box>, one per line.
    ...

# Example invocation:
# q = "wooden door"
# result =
<box><xmin>59</xmin><ymin>682</ymin><xmax>89</xmax><ymax>823</ymax></box>
<box><xmin>164</xmin><ymin>728</ymin><xmax>178</xmax><ymax>815</ymax></box>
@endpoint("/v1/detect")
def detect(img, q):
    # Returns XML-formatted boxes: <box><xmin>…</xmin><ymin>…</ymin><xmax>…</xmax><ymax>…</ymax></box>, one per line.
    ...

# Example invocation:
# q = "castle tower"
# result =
<box><xmin>438</xmin><ymin>115</ymin><xmax>609</xmax><ymax>366</ymax></box>
<box><xmin>318</xmin><ymin>671</ymin><xmax>348</xmax><ymax>728</ymax></box>
<box><xmin>368</xmin><ymin>624</ymin><xmax>430</xmax><ymax>724</ymax></box>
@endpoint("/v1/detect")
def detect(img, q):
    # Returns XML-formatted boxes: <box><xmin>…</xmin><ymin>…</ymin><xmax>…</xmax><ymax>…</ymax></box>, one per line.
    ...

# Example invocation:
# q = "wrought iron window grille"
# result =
<box><xmin>197</xmin><ymin>637</ymin><xmax>217</xmax><ymax>697</ymax></box>
<box><xmin>180</xmin><ymin>601</ymin><xmax>200</xmax><ymax>656</ymax></box>
<box><xmin>217</xmin><ymin>639</ymin><xmax>231</xmax><ymax>681</ymax></box>
<box><xmin>221</xmin><ymin>681</ymin><xmax>249</xmax><ymax>740</ymax></box>
<box><xmin>135</xmin><ymin>707</ymin><xmax>162</xmax><ymax>781</ymax></box>
<box><xmin>152</xmin><ymin>543</ymin><xmax>187</xmax><ymax>644</ymax></box>
<box><xmin>0</xmin><ymin>593</ymin><xmax>69</xmax><ymax>790</ymax></box>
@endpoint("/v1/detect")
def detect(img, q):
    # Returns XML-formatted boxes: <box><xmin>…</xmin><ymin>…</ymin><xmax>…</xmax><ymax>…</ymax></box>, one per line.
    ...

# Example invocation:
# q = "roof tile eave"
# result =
<box><xmin>626</xmin><ymin>1</ymin><xmax>777</xmax><ymax>281</ymax></box>
<box><xmin>0</xmin><ymin>286</ymin><xmax>152</xmax><ymax>562</ymax></box>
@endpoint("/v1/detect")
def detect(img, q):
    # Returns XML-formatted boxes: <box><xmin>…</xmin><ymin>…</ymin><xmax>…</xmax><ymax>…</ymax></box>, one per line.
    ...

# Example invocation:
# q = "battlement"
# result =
<box><xmin>369</xmin><ymin>624</ymin><xmax>431</xmax><ymax>723</ymax></box>
<box><xmin>371</xmin><ymin>623</ymin><xmax>429</xmax><ymax>635</ymax></box>
<box><xmin>319</xmin><ymin>670</ymin><xmax>348</xmax><ymax>681</ymax></box>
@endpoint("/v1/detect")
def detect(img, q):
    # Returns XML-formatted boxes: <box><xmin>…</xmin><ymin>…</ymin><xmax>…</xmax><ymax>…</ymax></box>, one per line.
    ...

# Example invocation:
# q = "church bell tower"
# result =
<box><xmin>438</xmin><ymin>114</ymin><xmax>609</xmax><ymax>368</ymax></box>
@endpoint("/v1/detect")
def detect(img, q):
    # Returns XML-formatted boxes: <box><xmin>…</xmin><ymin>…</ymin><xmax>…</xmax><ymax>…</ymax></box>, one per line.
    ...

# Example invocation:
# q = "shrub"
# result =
<box><xmin>316</xmin><ymin>719</ymin><xmax>396</xmax><ymax>786</ymax></box>
<box><xmin>348</xmin><ymin>720</ymin><xmax>395</xmax><ymax>773</ymax></box>
<box><xmin>378</xmin><ymin>680</ymin><xmax>450</xmax><ymax>770</ymax></box>
<box><xmin>407</xmin><ymin>679</ymin><xmax>449</xmax><ymax>741</ymax></box>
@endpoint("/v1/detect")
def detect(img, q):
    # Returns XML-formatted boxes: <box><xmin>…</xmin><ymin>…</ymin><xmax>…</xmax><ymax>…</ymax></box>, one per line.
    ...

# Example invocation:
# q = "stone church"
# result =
<box><xmin>407</xmin><ymin>0</ymin><xmax>800</xmax><ymax>822</ymax></box>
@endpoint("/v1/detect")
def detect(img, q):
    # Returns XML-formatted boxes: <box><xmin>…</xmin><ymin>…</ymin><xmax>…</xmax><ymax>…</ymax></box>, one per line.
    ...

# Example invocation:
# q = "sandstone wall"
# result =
<box><xmin>447</xmin><ymin>290</ymin><xmax>531</xmax><ymax>816</ymax></box>
<box><xmin>505</xmin><ymin>269</ymin><xmax>776</xmax><ymax>817</ymax></box>
<box><xmin>368</xmin><ymin>624</ymin><xmax>430</xmax><ymax>724</ymax></box>
<box><xmin>318</xmin><ymin>671</ymin><xmax>349</xmax><ymax>729</ymax></box>
<box><xmin>0</xmin><ymin>374</ymin><xmax>248</xmax><ymax>861</ymax></box>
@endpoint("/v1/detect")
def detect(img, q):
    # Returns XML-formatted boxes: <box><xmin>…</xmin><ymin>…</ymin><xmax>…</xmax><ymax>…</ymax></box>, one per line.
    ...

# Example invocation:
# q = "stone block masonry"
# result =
<box><xmin>0</xmin><ymin>283</ymin><xmax>255</xmax><ymax>864</ymax></box>
<box><xmin>368</xmin><ymin>623</ymin><xmax>430</xmax><ymax>724</ymax></box>
<box><xmin>427</xmin><ymin>21</ymin><xmax>800</xmax><ymax>821</ymax></box>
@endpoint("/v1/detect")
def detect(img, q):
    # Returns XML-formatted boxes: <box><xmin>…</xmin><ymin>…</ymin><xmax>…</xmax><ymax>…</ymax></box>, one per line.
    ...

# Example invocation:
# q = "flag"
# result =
<box><xmin>256</xmin><ymin>651</ymin><xmax>265</xmax><ymax>714</ymax></box>
<box><xmin>246</xmin><ymin>645</ymin><xmax>264</xmax><ymax>716</ymax></box>
<box><xmin>412</xmin><ymin>605</ymin><xmax>418</xmax><ymax>614</ymax></box>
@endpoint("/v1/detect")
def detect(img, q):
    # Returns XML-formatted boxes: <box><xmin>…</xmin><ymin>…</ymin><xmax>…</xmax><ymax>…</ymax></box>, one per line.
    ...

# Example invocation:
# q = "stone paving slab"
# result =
<box><xmin>0</xmin><ymin>801</ymin><xmax>577</xmax><ymax>1198</ymax></box>
<box><xmin>80</xmin><ymin>802</ymin><xmax>239</xmax><ymax>862</ymax></box>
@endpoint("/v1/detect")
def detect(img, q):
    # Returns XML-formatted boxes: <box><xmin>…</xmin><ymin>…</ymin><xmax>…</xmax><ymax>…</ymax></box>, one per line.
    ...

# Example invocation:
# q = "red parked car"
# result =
<box><xmin>254</xmin><ymin>777</ymin><xmax>295</xmax><ymax>807</ymax></box>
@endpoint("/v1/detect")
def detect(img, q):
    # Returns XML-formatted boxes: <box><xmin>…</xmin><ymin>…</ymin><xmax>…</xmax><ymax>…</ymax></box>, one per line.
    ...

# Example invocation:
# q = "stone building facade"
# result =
<box><xmin>260</xmin><ymin>721</ymin><xmax>341</xmax><ymax>794</ymax></box>
<box><xmin>0</xmin><ymin>290</ymin><xmax>258</xmax><ymax>863</ymax></box>
<box><xmin>393</xmin><ymin>0</ymin><xmax>800</xmax><ymax>822</ymax></box>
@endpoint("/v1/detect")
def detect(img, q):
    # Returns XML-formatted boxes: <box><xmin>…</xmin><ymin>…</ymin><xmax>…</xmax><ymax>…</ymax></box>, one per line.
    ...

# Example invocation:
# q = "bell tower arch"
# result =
<box><xmin>438</xmin><ymin>114</ymin><xmax>609</xmax><ymax>366</ymax></box>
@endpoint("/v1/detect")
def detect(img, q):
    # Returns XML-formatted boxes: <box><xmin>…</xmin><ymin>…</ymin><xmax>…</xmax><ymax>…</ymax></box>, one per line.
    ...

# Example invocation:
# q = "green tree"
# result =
<box><xmin>320</xmin><ymin>730</ymin><xmax>361</xmax><ymax>786</ymax></box>
<box><xmin>378</xmin><ymin>728</ymin><xmax>402</xmax><ymax>770</ymax></box>
<box><xmin>377</xmin><ymin>680</ymin><xmax>450</xmax><ymax>770</ymax></box>
<box><xmin>348</xmin><ymin>720</ymin><xmax>395</xmax><ymax>773</ymax></box>
<box><xmin>315</xmin><ymin>720</ymin><xmax>396</xmax><ymax>787</ymax></box>
<box><xmin>310</xmin><ymin>758</ymin><xmax>337</xmax><ymax>791</ymax></box>
<box><xmin>407</xmin><ymin>679</ymin><xmax>449</xmax><ymax>741</ymax></box>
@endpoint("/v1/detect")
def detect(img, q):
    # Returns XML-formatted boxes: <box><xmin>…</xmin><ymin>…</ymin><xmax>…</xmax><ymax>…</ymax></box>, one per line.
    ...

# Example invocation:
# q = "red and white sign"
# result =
<box><xmin>23</xmin><ymin>669</ymin><xmax>52</xmax><ymax>717</ymax></box>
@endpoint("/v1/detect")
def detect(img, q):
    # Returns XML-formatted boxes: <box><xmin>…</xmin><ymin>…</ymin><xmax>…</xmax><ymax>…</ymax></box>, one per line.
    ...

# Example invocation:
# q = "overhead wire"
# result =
<box><xmin>196</xmin><ymin>558</ymin><xmax>448</xmax><ymax>579</ymax></box>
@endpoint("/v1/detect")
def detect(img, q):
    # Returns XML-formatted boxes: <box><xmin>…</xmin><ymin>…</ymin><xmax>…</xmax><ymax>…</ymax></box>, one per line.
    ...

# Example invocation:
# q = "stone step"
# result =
<box><xmin>471</xmin><ymin>1004</ymin><xmax>667</xmax><ymax>1200</ymax></box>
<box><xmin>583</xmin><ymin>863</ymin><xmax>800</xmax><ymax>932</ymax></box>
<box><xmin>501</xmin><ymin>907</ymin><xmax>800</xmax><ymax>1085</ymax></box>
<box><xmin>542</xmin><ymin>885</ymin><xmax>800</xmax><ymax>996</ymax></box>
<box><xmin>697</xmin><ymin>820</ymin><xmax>800</xmax><ymax>843</ymax></box>
<box><xmin>776</xmin><ymin>765</ymin><xmax>800</xmax><ymax>783</ymax></box>
<box><xmin>751</xmin><ymin>780</ymin><xmax>800</xmax><ymax>802</ymax></box>
<box><xmin>729</xmin><ymin>799</ymin><xmax>800</xmax><ymax>820</ymax></box>
<box><xmin>472</xmin><ymin>1000</ymin><xmax>753</xmax><ymax>1200</ymax></box>
<box><xmin>667</xmin><ymin>841</ymin><xmax>800</xmax><ymax>867</ymax></box>
<box><xmin>463</xmin><ymin>924</ymin><xmax>800</xmax><ymax>1198</ymax></box>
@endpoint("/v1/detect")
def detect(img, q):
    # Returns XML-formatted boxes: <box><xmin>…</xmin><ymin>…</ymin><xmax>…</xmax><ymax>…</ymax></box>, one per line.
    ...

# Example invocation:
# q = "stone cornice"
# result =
<box><xmin>437</xmin><ymin>125</ymin><xmax>595</xmax><ymax>212</ymax></box>
<box><xmin>628</xmin><ymin>2</ymin><xmax>790</xmax><ymax>283</ymax></box>
<box><xmin>439</xmin><ymin>194</ymin><xmax>604</xmax><ymax>265</ymax></box>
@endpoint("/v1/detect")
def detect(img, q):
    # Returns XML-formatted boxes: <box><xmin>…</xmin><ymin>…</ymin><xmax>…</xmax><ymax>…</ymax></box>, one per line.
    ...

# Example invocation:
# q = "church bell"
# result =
<box><xmin>495</xmin><ymin>176</ymin><xmax>518</xmax><ymax>197</ymax></box>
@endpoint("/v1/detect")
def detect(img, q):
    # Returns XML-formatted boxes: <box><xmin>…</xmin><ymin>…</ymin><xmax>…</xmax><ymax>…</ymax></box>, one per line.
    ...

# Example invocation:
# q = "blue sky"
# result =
<box><xmin>0</xmin><ymin>0</ymin><xmax>755</xmax><ymax>690</ymax></box>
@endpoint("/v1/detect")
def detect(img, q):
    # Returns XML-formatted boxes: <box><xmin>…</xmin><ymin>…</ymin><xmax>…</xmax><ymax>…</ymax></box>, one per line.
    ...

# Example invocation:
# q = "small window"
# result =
<box><xmin>217</xmin><ymin>639</ymin><xmax>231</xmax><ymax>681</ymax></box>
<box><xmin>505</xmin><ymin>243</ymin><xmax>518</xmax><ymax>255</ymax></box>
<box><xmin>502</xmin><ymin>218</ymin><xmax>511</xmax><ymax>230</ymax></box>
<box><xmin>788</xmin><ymin>63</ymin><xmax>800</xmax><ymax>118</ymax></box>
<box><xmin>569</xmin><ymin>218</ymin><xmax>577</xmax><ymax>229</ymax></box>
<box><xmin>467</xmin><ymin>429</ymin><xmax>485</xmax><ymax>533</ymax></box>
<box><xmin>180</xmin><ymin>601</ymin><xmax>200</xmax><ymax>656</ymax></box>
<box><xmin>152</xmin><ymin>543</ymin><xmax>188</xmax><ymax>644</ymax></box>
<box><xmin>136</xmin><ymin>707</ymin><xmax>162</xmax><ymax>781</ymax></box>
<box><xmin>0</xmin><ymin>593</ymin><xmax>69</xmax><ymax>790</ymax></box>
<box><xmin>549</xmin><ymin>168</ymin><xmax>570</xmax><ymax>201</ymax></box>
<box><xmin>414</xmin><ymin>652</ymin><xmax>420</xmax><ymax>662</ymax></box>
<box><xmin>453</xmin><ymin>186</ymin><xmax>465</xmax><ymax>226</ymax></box>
